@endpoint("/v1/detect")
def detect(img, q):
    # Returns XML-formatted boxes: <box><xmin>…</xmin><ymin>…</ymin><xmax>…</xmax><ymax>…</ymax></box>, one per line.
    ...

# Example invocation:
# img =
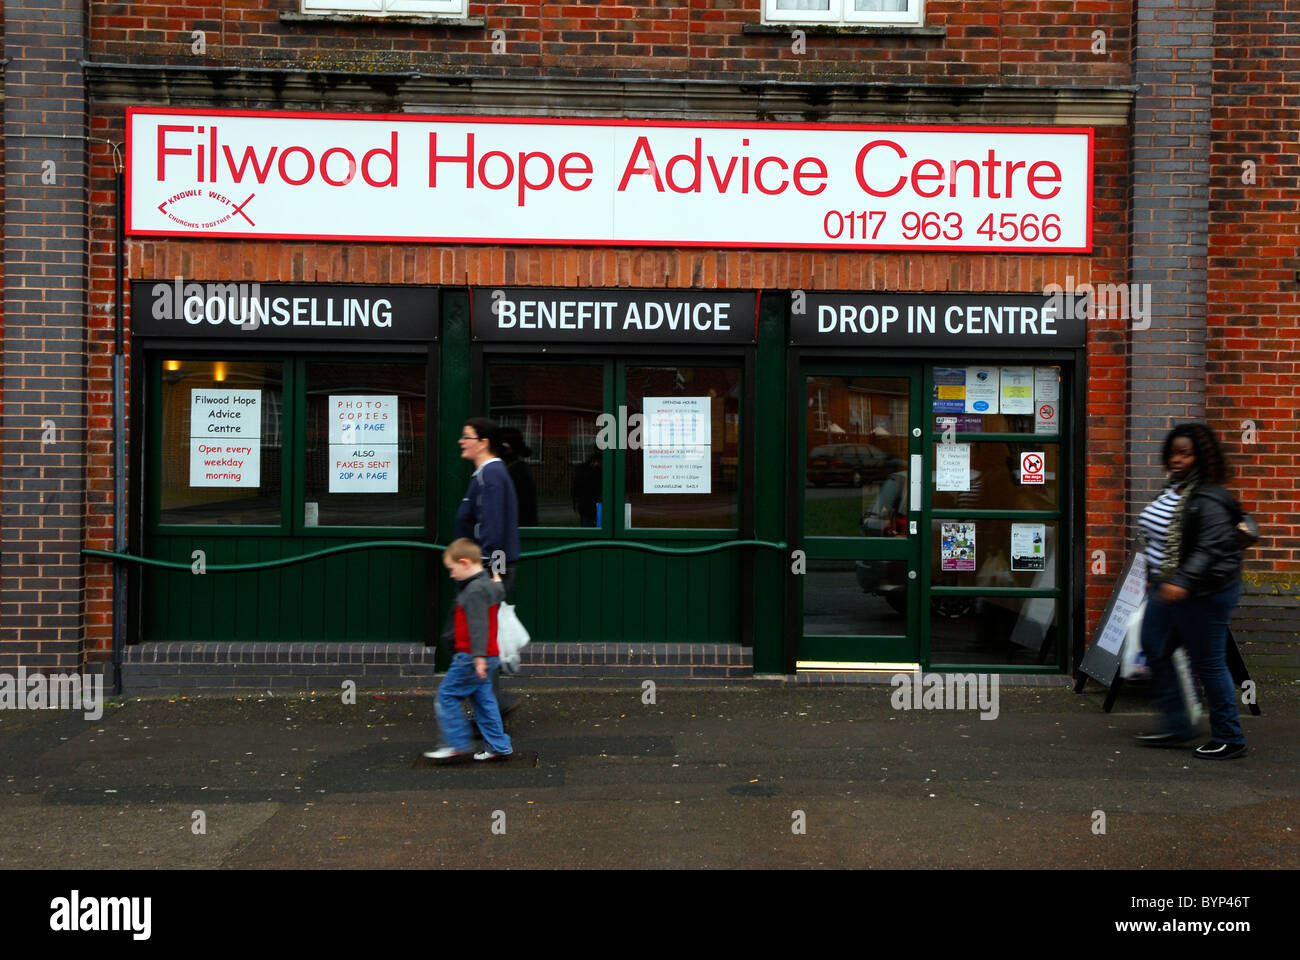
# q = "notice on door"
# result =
<box><xmin>1000</xmin><ymin>366</ymin><xmax>1034</xmax><ymax>415</ymax></box>
<box><xmin>1034</xmin><ymin>366</ymin><xmax>1060</xmax><ymax>434</ymax></box>
<box><xmin>935</xmin><ymin>443</ymin><xmax>971</xmax><ymax>491</ymax></box>
<box><xmin>643</xmin><ymin>396</ymin><xmax>711</xmax><ymax>494</ymax></box>
<box><xmin>329</xmin><ymin>395</ymin><xmax>398</xmax><ymax>492</ymax></box>
<box><xmin>941</xmin><ymin>522</ymin><xmax>976</xmax><ymax>572</ymax></box>
<box><xmin>965</xmin><ymin>367</ymin><xmax>999</xmax><ymax>415</ymax></box>
<box><xmin>189</xmin><ymin>389</ymin><xmax>261</xmax><ymax>487</ymax></box>
<box><xmin>1010</xmin><ymin>523</ymin><xmax>1046</xmax><ymax>571</ymax></box>
<box><xmin>1019</xmin><ymin>451</ymin><xmax>1046</xmax><ymax>485</ymax></box>
<box><xmin>933</xmin><ymin>367</ymin><xmax>966</xmax><ymax>414</ymax></box>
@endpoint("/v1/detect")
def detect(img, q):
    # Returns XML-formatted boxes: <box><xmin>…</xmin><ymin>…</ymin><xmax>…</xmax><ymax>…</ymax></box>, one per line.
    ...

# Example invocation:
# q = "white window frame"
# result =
<box><xmin>763</xmin><ymin>0</ymin><xmax>924</xmax><ymax>28</ymax></box>
<box><xmin>301</xmin><ymin>0</ymin><xmax>468</xmax><ymax>17</ymax></box>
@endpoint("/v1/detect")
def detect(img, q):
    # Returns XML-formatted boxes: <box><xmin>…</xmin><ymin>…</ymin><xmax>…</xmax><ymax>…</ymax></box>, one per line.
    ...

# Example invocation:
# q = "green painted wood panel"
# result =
<box><xmin>142</xmin><ymin>537</ymin><xmax>427</xmax><ymax>643</ymax></box>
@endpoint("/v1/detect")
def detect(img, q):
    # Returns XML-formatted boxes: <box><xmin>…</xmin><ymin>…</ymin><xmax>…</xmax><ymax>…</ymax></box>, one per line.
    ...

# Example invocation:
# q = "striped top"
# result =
<box><xmin>1138</xmin><ymin>486</ymin><xmax>1183</xmax><ymax>575</ymax></box>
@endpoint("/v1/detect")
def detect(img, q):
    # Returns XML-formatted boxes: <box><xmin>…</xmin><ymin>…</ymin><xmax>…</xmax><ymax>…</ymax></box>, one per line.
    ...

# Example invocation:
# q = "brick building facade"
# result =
<box><xmin>1</xmin><ymin>1</ymin><xmax>1294</xmax><ymax>682</ymax></box>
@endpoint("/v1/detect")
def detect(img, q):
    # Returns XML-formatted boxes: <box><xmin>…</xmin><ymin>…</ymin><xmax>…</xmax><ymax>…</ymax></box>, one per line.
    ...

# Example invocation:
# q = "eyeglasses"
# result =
<box><xmin>459</xmin><ymin>434</ymin><xmax>482</xmax><ymax>441</ymax></box>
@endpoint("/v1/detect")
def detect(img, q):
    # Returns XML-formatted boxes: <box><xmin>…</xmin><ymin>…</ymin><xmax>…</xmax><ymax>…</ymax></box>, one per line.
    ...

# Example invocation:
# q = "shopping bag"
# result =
<box><xmin>496</xmin><ymin>602</ymin><xmax>530</xmax><ymax>675</ymax></box>
<box><xmin>1119</xmin><ymin>596</ymin><xmax>1149</xmax><ymax>679</ymax></box>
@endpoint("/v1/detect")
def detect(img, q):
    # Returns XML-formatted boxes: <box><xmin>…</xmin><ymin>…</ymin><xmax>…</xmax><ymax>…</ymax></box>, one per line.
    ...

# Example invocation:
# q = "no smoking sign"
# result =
<box><xmin>1020</xmin><ymin>451</ymin><xmax>1045</xmax><ymax>484</ymax></box>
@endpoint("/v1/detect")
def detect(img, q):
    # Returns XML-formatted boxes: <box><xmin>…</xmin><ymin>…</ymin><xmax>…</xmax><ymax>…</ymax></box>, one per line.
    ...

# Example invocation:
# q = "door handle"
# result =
<box><xmin>909</xmin><ymin>454</ymin><xmax>922</xmax><ymax>512</ymax></box>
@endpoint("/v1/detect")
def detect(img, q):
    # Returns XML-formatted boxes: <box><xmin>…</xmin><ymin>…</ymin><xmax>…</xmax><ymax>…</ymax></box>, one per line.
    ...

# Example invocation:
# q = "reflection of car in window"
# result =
<box><xmin>807</xmin><ymin>443</ymin><xmax>903</xmax><ymax>487</ymax></box>
<box><xmin>854</xmin><ymin>467</ymin><xmax>974</xmax><ymax>619</ymax></box>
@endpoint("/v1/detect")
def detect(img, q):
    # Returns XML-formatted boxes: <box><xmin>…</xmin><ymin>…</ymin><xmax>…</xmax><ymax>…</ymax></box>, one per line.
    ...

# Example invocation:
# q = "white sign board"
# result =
<box><xmin>1096</xmin><ymin>553</ymin><xmax>1148</xmax><ymax>656</ymax></box>
<box><xmin>643</xmin><ymin>396</ymin><xmax>711</xmax><ymax>494</ymax></box>
<box><xmin>328</xmin><ymin>395</ymin><xmax>399</xmax><ymax>492</ymax></box>
<box><xmin>1034</xmin><ymin>366</ymin><xmax>1061</xmax><ymax>434</ymax></box>
<box><xmin>189</xmin><ymin>389</ymin><xmax>261</xmax><ymax>487</ymax></box>
<box><xmin>127</xmin><ymin>109</ymin><xmax>1093</xmax><ymax>252</ymax></box>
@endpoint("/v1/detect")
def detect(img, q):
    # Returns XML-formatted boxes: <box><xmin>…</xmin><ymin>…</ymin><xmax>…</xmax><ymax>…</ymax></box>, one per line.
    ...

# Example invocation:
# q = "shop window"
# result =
<box><xmin>158</xmin><ymin>359</ymin><xmax>284</xmax><ymax>526</ymax></box>
<box><xmin>624</xmin><ymin>365</ymin><xmax>741</xmax><ymax>530</ymax></box>
<box><xmin>303</xmin><ymin>361</ymin><xmax>427</xmax><ymax>528</ymax></box>
<box><xmin>487</xmin><ymin>364</ymin><xmax>604</xmax><ymax>528</ymax></box>
<box><xmin>929</xmin><ymin>596</ymin><xmax>1059</xmax><ymax>666</ymax></box>
<box><xmin>301</xmin><ymin>0</ymin><xmax>467</xmax><ymax>17</ymax></box>
<box><xmin>763</xmin><ymin>0</ymin><xmax>924</xmax><ymax>27</ymax></box>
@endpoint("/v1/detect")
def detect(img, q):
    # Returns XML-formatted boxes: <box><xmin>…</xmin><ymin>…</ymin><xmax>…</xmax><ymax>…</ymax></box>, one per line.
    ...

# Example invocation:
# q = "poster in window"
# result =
<box><xmin>933</xmin><ymin>367</ymin><xmax>966</xmax><ymax>414</ymax></box>
<box><xmin>964</xmin><ymin>367</ymin><xmax>999</xmax><ymax>415</ymax></box>
<box><xmin>1010</xmin><ymin>523</ymin><xmax>1046</xmax><ymax>571</ymax></box>
<box><xmin>329</xmin><ymin>395</ymin><xmax>399</xmax><ymax>492</ymax></box>
<box><xmin>189</xmin><ymin>388</ymin><xmax>261</xmax><ymax>487</ymax></box>
<box><xmin>999</xmin><ymin>366</ymin><xmax>1034</xmax><ymax>415</ymax></box>
<box><xmin>643</xmin><ymin>396</ymin><xmax>711</xmax><ymax>494</ymax></box>
<box><xmin>941</xmin><ymin>522</ymin><xmax>976</xmax><ymax>572</ymax></box>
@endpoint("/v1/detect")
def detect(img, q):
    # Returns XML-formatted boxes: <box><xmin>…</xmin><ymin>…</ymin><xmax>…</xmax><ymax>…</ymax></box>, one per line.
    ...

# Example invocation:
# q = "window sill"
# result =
<box><xmin>280</xmin><ymin>12</ymin><xmax>486</xmax><ymax>29</ymax></box>
<box><xmin>744</xmin><ymin>23</ymin><xmax>945</xmax><ymax>38</ymax></box>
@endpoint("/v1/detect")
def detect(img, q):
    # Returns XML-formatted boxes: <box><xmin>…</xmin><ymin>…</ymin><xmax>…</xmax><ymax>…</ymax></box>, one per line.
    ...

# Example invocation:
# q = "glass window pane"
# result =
<box><xmin>488</xmin><ymin>363</ymin><xmax>604</xmax><ymax>528</ymax></box>
<box><xmin>929</xmin><ymin>596</ymin><xmax>1059</xmax><ymax>666</ymax></box>
<box><xmin>930</xmin><ymin>519</ymin><xmax>1058</xmax><ymax>589</ymax></box>
<box><xmin>625</xmin><ymin>365</ymin><xmax>740</xmax><ymax>529</ymax></box>
<box><xmin>776</xmin><ymin>1</ymin><xmax>832</xmax><ymax>10</ymax></box>
<box><xmin>304</xmin><ymin>361</ymin><xmax>426</xmax><ymax>527</ymax></box>
<box><xmin>159</xmin><ymin>359</ymin><xmax>283</xmax><ymax>525</ymax></box>
<box><xmin>931</xmin><ymin>442</ymin><xmax>1061</xmax><ymax>510</ymax></box>
<box><xmin>804</xmin><ymin>559</ymin><xmax>908</xmax><ymax>636</ymax></box>
<box><xmin>805</xmin><ymin>376</ymin><xmax>909</xmax><ymax>537</ymax></box>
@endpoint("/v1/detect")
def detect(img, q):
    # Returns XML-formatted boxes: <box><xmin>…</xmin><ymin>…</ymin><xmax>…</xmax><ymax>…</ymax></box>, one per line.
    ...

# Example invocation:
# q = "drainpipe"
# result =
<box><xmin>112</xmin><ymin>168</ymin><xmax>126</xmax><ymax>696</ymax></box>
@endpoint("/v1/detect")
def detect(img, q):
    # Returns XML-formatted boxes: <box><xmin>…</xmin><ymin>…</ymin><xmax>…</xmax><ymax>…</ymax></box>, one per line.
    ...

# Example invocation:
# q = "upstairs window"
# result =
<box><xmin>764</xmin><ymin>0</ymin><xmax>924</xmax><ymax>27</ymax></box>
<box><xmin>301</xmin><ymin>0</ymin><xmax>468</xmax><ymax>17</ymax></box>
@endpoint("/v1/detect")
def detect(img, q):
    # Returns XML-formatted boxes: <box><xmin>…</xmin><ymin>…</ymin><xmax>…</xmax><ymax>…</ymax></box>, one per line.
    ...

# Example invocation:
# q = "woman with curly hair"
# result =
<box><xmin>1133</xmin><ymin>423</ymin><xmax>1249</xmax><ymax>759</ymax></box>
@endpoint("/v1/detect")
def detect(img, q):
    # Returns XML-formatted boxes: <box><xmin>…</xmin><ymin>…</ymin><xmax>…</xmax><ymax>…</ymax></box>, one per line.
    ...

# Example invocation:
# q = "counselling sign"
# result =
<box><xmin>127</xmin><ymin>108</ymin><xmax>1093</xmax><ymax>252</ymax></box>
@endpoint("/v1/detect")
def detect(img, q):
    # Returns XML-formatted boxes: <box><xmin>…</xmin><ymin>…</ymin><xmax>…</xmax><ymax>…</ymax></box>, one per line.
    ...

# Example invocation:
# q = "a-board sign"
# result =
<box><xmin>1077</xmin><ymin>551</ymin><xmax>1148</xmax><ymax>687</ymax></box>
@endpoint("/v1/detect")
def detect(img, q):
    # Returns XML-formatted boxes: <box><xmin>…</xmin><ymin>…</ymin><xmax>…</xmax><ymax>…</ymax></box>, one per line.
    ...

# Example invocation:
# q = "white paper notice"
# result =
<box><xmin>1034</xmin><ymin>366</ymin><xmax>1060</xmax><ymax>434</ymax></box>
<box><xmin>1000</xmin><ymin>366</ymin><xmax>1034</xmax><ymax>415</ymax></box>
<box><xmin>329</xmin><ymin>395</ymin><xmax>399</xmax><ymax>492</ymax></box>
<box><xmin>1010</xmin><ymin>523</ymin><xmax>1047</xmax><ymax>571</ymax></box>
<box><xmin>965</xmin><ymin>367</ymin><xmax>999</xmax><ymax>415</ymax></box>
<box><xmin>935</xmin><ymin>443</ymin><xmax>971</xmax><ymax>491</ymax></box>
<box><xmin>189</xmin><ymin>389</ymin><xmax>261</xmax><ymax>487</ymax></box>
<box><xmin>643</xmin><ymin>396</ymin><xmax>711</xmax><ymax>494</ymax></box>
<box><xmin>1034</xmin><ymin>366</ymin><xmax>1060</xmax><ymax>402</ymax></box>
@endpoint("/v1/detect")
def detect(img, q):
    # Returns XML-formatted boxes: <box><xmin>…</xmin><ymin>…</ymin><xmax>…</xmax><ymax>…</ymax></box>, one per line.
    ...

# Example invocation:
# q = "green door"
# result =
<box><xmin>798</xmin><ymin>366</ymin><xmax>923</xmax><ymax>666</ymax></box>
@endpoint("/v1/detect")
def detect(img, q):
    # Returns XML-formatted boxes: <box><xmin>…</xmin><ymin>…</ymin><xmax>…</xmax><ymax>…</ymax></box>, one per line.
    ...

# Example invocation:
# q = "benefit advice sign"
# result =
<box><xmin>127</xmin><ymin>108</ymin><xmax>1093</xmax><ymax>253</ymax></box>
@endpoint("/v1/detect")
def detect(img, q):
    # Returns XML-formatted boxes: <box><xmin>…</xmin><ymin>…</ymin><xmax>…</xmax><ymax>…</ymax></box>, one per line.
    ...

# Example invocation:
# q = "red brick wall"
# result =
<box><xmin>1208</xmin><ymin>0</ymin><xmax>1300</xmax><ymax>575</ymax></box>
<box><xmin>90</xmin><ymin>1</ymin><xmax>1131</xmax><ymax>84</ymax></box>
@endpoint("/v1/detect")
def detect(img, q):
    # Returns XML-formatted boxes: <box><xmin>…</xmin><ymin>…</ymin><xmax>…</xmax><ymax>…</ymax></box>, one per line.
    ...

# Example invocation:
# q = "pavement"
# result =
<box><xmin>0</xmin><ymin>676</ymin><xmax>1296</xmax><ymax>871</ymax></box>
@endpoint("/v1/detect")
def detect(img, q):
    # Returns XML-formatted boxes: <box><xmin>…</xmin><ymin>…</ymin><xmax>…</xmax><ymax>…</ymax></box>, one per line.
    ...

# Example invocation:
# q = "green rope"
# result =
<box><xmin>82</xmin><ymin>539</ymin><xmax>788</xmax><ymax>573</ymax></box>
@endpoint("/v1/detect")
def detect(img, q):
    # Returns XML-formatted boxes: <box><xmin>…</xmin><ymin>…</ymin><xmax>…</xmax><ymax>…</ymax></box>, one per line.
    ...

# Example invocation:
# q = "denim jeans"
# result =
<box><xmin>436</xmin><ymin>653</ymin><xmax>513</xmax><ymax>755</ymax></box>
<box><xmin>1139</xmin><ymin>581</ymin><xmax>1244</xmax><ymax>744</ymax></box>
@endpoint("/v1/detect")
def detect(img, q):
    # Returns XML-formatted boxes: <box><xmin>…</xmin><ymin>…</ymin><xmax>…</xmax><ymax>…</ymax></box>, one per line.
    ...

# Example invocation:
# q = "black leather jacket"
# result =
<box><xmin>1161</xmin><ymin>483</ymin><xmax>1244</xmax><ymax>596</ymax></box>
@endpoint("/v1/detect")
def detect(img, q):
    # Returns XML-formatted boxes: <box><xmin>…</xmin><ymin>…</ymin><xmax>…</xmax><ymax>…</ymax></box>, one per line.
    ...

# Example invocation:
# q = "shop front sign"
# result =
<box><xmin>127</xmin><ymin>108</ymin><xmax>1092</xmax><ymax>252</ymax></box>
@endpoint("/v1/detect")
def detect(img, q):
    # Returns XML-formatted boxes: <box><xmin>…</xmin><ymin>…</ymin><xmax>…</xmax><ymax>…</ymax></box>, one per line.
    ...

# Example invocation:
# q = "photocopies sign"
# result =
<box><xmin>127</xmin><ymin>108</ymin><xmax>1092</xmax><ymax>252</ymax></box>
<box><xmin>329</xmin><ymin>396</ymin><xmax>398</xmax><ymax>493</ymax></box>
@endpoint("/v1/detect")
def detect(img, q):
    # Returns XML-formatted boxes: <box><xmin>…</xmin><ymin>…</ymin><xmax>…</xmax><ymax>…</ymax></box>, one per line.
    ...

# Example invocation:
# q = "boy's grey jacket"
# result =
<box><xmin>442</xmin><ymin>570</ymin><xmax>507</xmax><ymax>657</ymax></box>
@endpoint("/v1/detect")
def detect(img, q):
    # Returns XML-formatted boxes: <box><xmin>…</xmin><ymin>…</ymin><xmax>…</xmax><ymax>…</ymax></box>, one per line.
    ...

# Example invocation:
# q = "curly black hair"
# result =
<box><xmin>1162</xmin><ymin>422</ymin><xmax>1228</xmax><ymax>484</ymax></box>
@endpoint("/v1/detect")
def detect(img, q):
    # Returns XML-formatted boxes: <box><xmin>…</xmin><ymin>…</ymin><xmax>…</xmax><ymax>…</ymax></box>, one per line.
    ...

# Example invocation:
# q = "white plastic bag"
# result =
<box><xmin>1120</xmin><ymin>596</ymin><xmax>1149</xmax><ymax>679</ymax></box>
<box><xmin>496</xmin><ymin>602</ymin><xmax>530</xmax><ymax>675</ymax></box>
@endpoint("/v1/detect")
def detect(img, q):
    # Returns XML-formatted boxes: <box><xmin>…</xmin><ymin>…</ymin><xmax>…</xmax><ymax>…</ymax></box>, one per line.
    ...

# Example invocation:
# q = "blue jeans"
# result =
<box><xmin>435</xmin><ymin>653</ymin><xmax>513</xmax><ymax>755</ymax></box>
<box><xmin>1139</xmin><ymin>582</ymin><xmax>1244</xmax><ymax>744</ymax></box>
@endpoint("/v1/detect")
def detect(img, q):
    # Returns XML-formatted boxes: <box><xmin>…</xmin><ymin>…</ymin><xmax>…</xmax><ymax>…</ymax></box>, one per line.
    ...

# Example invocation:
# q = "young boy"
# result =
<box><xmin>424</xmin><ymin>539</ymin><xmax>513</xmax><ymax>762</ymax></box>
